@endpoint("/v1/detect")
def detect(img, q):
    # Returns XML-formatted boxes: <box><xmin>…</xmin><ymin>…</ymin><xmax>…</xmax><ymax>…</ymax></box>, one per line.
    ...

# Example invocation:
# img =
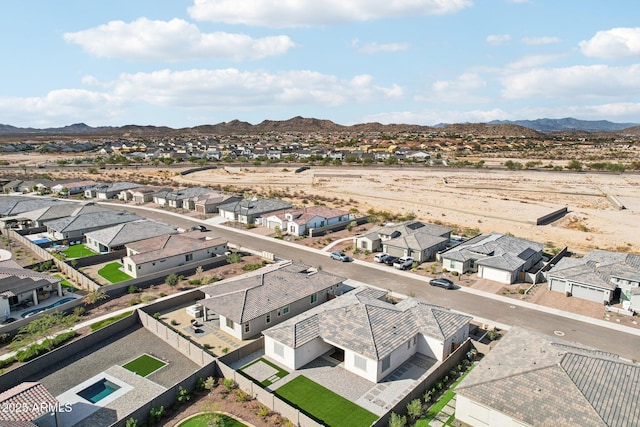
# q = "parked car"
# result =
<box><xmin>330</xmin><ymin>251</ymin><xmax>350</xmax><ymax>262</ymax></box>
<box><xmin>374</xmin><ymin>253</ymin><xmax>390</xmax><ymax>263</ymax></box>
<box><xmin>1</xmin><ymin>317</ymin><xmax>17</xmax><ymax>325</ymax></box>
<box><xmin>383</xmin><ymin>255</ymin><xmax>399</xmax><ymax>266</ymax></box>
<box><xmin>429</xmin><ymin>277</ymin><xmax>455</xmax><ymax>289</ymax></box>
<box><xmin>190</xmin><ymin>225</ymin><xmax>208</xmax><ymax>232</ymax></box>
<box><xmin>393</xmin><ymin>256</ymin><xmax>414</xmax><ymax>270</ymax></box>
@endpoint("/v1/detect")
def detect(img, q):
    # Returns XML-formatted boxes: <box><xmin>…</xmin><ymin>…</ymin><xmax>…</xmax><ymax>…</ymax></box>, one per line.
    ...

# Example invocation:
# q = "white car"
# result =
<box><xmin>393</xmin><ymin>256</ymin><xmax>415</xmax><ymax>270</ymax></box>
<box><xmin>374</xmin><ymin>253</ymin><xmax>390</xmax><ymax>263</ymax></box>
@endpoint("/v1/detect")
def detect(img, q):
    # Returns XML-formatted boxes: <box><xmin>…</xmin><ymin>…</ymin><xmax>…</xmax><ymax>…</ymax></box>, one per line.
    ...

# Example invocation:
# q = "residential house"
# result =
<box><xmin>0</xmin><ymin>259</ymin><xmax>63</xmax><ymax>316</ymax></box>
<box><xmin>455</xmin><ymin>327</ymin><xmax>640</xmax><ymax>427</ymax></box>
<box><xmin>84</xmin><ymin>182</ymin><xmax>140</xmax><ymax>199</ymax></box>
<box><xmin>0</xmin><ymin>382</ymin><xmax>59</xmax><ymax>425</ymax></box>
<box><xmin>119</xmin><ymin>186</ymin><xmax>173</xmax><ymax>204</ymax></box>
<box><xmin>2</xmin><ymin>180</ymin><xmax>23</xmax><ymax>193</ymax></box>
<box><xmin>44</xmin><ymin>210</ymin><xmax>143</xmax><ymax>241</ymax></box>
<box><xmin>51</xmin><ymin>180</ymin><xmax>97</xmax><ymax>196</ymax></box>
<box><xmin>152</xmin><ymin>187</ymin><xmax>215</xmax><ymax>209</ymax></box>
<box><xmin>546</xmin><ymin>250</ymin><xmax>640</xmax><ymax>307</ymax></box>
<box><xmin>193</xmin><ymin>193</ymin><xmax>242</xmax><ymax>214</ymax></box>
<box><xmin>218</xmin><ymin>198</ymin><xmax>293</xmax><ymax>224</ymax></box>
<box><xmin>1</xmin><ymin>202</ymin><xmax>107</xmax><ymax>229</ymax></box>
<box><xmin>263</xmin><ymin>286</ymin><xmax>471</xmax><ymax>383</ymax></box>
<box><xmin>17</xmin><ymin>179</ymin><xmax>54</xmax><ymax>193</ymax></box>
<box><xmin>85</xmin><ymin>220</ymin><xmax>178</xmax><ymax>253</ymax></box>
<box><xmin>121</xmin><ymin>232</ymin><xmax>228</xmax><ymax>278</ymax></box>
<box><xmin>199</xmin><ymin>262</ymin><xmax>345</xmax><ymax>340</ymax></box>
<box><xmin>260</xmin><ymin>206</ymin><xmax>354</xmax><ymax>236</ymax></box>
<box><xmin>439</xmin><ymin>233</ymin><xmax>544</xmax><ymax>284</ymax></box>
<box><xmin>355</xmin><ymin>221</ymin><xmax>451</xmax><ymax>262</ymax></box>
<box><xmin>0</xmin><ymin>196</ymin><xmax>70</xmax><ymax>219</ymax></box>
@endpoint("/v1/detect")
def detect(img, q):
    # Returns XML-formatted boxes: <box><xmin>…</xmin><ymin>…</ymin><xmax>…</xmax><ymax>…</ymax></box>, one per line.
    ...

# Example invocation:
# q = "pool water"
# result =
<box><xmin>33</xmin><ymin>238</ymin><xmax>51</xmax><ymax>245</ymax></box>
<box><xmin>21</xmin><ymin>297</ymin><xmax>77</xmax><ymax>318</ymax></box>
<box><xmin>77</xmin><ymin>379</ymin><xmax>121</xmax><ymax>404</ymax></box>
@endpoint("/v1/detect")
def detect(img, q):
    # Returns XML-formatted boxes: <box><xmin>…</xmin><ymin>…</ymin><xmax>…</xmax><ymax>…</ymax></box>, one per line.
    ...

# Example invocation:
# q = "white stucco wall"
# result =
<box><xmin>264</xmin><ymin>335</ymin><xmax>297</xmax><ymax>370</ymax></box>
<box><xmin>478</xmin><ymin>266</ymin><xmax>514</xmax><ymax>284</ymax></box>
<box><xmin>123</xmin><ymin>244</ymin><xmax>227</xmax><ymax>278</ymax></box>
<box><xmin>292</xmin><ymin>337</ymin><xmax>333</xmax><ymax>369</ymax></box>
<box><xmin>344</xmin><ymin>349</ymin><xmax>378</xmax><ymax>383</ymax></box>
<box><xmin>456</xmin><ymin>395</ymin><xmax>531</xmax><ymax>427</ymax></box>
<box><xmin>442</xmin><ymin>257</ymin><xmax>465</xmax><ymax>275</ymax></box>
<box><xmin>418</xmin><ymin>334</ymin><xmax>444</xmax><ymax>360</ymax></box>
<box><xmin>219</xmin><ymin>315</ymin><xmax>242</xmax><ymax>340</ymax></box>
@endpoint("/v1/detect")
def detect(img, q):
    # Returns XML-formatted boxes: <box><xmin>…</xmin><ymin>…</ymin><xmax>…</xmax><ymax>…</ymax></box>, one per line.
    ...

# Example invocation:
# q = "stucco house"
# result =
<box><xmin>546</xmin><ymin>250</ymin><xmax>640</xmax><ymax>308</ymax></box>
<box><xmin>0</xmin><ymin>202</ymin><xmax>109</xmax><ymax>230</ymax></box>
<box><xmin>259</xmin><ymin>206</ymin><xmax>353</xmax><ymax>236</ymax></box>
<box><xmin>119</xmin><ymin>186</ymin><xmax>172</xmax><ymax>204</ymax></box>
<box><xmin>354</xmin><ymin>221</ymin><xmax>451</xmax><ymax>259</ymax></box>
<box><xmin>0</xmin><ymin>259</ymin><xmax>63</xmax><ymax>317</ymax></box>
<box><xmin>50</xmin><ymin>180</ymin><xmax>97</xmax><ymax>196</ymax></box>
<box><xmin>199</xmin><ymin>262</ymin><xmax>346</xmax><ymax>340</ymax></box>
<box><xmin>439</xmin><ymin>233</ymin><xmax>544</xmax><ymax>284</ymax></box>
<box><xmin>455</xmin><ymin>327</ymin><xmax>640</xmax><ymax>427</ymax></box>
<box><xmin>44</xmin><ymin>210</ymin><xmax>143</xmax><ymax>241</ymax></box>
<box><xmin>218</xmin><ymin>198</ymin><xmax>293</xmax><ymax>224</ymax></box>
<box><xmin>84</xmin><ymin>182</ymin><xmax>140</xmax><ymax>199</ymax></box>
<box><xmin>193</xmin><ymin>193</ymin><xmax>242</xmax><ymax>214</ymax></box>
<box><xmin>263</xmin><ymin>286</ymin><xmax>471</xmax><ymax>383</ymax></box>
<box><xmin>0</xmin><ymin>196</ymin><xmax>70</xmax><ymax>218</ymax></box>
<box><xmin>85</xmin><ymin>220</ymin><xmax>178</xmax><ymax>253</ymax></box>
<box><xmin>121</xmin><ymin>232</ymin><xmax>228</xmax><ymax>278</ymax></box>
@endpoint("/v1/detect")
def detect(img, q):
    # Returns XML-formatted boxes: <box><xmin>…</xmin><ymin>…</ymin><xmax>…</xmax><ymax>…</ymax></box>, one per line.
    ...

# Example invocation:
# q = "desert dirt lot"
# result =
<box><xmin>175</xmin><ymin>166</ymin><xmax>640</xmax><ymax>254</ymax></box>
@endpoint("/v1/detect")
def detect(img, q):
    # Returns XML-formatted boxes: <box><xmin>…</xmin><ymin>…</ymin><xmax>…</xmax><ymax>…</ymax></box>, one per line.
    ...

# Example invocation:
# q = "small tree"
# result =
<box><xmin>406</xmin><ymin>399</ymin><xmax>422</xmax><ymax>421</ymax></box>
<box><xmin>388</xmin><ymin>412</ymin><xmax>407</xmax><ymax>427</ymax></box>
<box><xmin>165</xmin><ymin>273</ymin><xmax>179</xmax><ymax>287</ymax></box>
<box><xmin>227</xmin><ymin>252</ymin><xmax>242</xmax><ymax>263</ymax></box>
<box><xmin>83</xmin><ymin>287</ymin><xmax>108</xmax><ymax>306</ymax></box>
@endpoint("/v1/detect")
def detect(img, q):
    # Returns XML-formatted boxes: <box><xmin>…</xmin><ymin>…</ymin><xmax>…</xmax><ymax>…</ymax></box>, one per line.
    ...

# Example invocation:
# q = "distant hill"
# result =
<box><xmin>0</xmin><ymin>116</ymin><xmax>638</xmax><ymax>139</ymax></box>
<box><xmin>487</xmin><ymin>118</ymin><xmax>639</xmax><ymax>133</ymax></box>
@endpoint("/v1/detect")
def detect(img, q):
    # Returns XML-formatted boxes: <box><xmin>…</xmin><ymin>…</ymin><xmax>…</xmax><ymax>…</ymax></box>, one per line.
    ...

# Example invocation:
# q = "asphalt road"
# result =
<box><xmin>114</xmin><ymin>204</ymin><xmax>640</xmax><ymax>361</ymax></box>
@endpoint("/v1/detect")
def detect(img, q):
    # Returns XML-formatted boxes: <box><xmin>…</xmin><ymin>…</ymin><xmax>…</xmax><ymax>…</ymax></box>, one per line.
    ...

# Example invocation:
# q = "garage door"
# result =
<box><xmin>267</xmin><ymin>221</ymin><xmax>280</xmax><ymax>230</ymax></box>
<box><xmin>570</xmin><ymin>284</ymin><xmax>605</xmax><ymax>303</ymax></box>
<box><xmin>549</xmin><ymin>278</ymin><xmax>566</xmax><ymax>293</ymax></box>
<box><xmin>479</xmin><ymin>266</ymin><xmax>511</xmax><ymax>284</ymax></box>
<box><xmin>385</xmin><ymin>246</ymin><xmax>404</xmax><ymax>257</ymax></box>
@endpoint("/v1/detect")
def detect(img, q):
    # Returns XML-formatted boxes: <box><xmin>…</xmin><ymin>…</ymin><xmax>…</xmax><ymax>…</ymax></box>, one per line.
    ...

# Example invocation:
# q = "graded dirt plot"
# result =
<box><xmin>178</xmin><ymin>167</ymin><xmax>640</xmax><ymax>254</ymax></box>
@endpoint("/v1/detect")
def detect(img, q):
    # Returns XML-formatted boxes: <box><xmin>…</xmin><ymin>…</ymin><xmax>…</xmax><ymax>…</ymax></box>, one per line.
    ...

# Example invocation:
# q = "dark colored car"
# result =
<box><xmin>383</xmin><ymin>256</ymin><xmax>399</xmax><ymax>266</ymax></box>
<box><xmin>191</xmin><ymin>225</ymin><xmax>208</xmax><ymax>232</ymax></box>
<box><xmin>330</xmin><ymin>251</ymin><xmax>350</xmax><ymax>262</ymax></box>
<box><xmin>430</xmin><ymin>278</ymin><xmax>455</xmax><ymax>289</ymax></box>
<box><xmin>1</xmin><ymin>317</ymin><xmax>17</xmax><ymax>325</ymax></box>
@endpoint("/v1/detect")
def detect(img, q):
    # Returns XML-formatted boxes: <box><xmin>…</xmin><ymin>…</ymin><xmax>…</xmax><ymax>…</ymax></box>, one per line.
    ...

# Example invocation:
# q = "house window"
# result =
<box><xmin>127</xmin><ymin>264</ymin><xmax>132</xmax><ymax>272</ymax></box>
<box><xmin>266</xmin><ymin>313</ymin><xmax>271</xmax><ymax>324</ymax></box>
<box><xmin>225</xmin><ymin>318</ymin><xmax>234</xmax><ymax>329</ymax></box>
<box><xmin>413</xmin><ymin>336</ymin><xmax>417</xmax><ymax>346</ymax></box>
<box><xmin>381</xmin><ymin>355</ymin><xmax>391</xmax><ymax>372</ymax></box>
<box><xmin>186</xmin><ymin>253</ymin><xmax>193</xmax><ymax>262</ymax></box>
<box><xmin>277</xmin><ymin>305</ymin><xmax>290</xmax><ymax>317</ymax></box>
<box><xmin>274</xmin><ymin>342</ymin><xmax>284</xmax><ymax>357</ymax></box>
<box><xmin>361</xmin><ymin>241</ymin><xmax>368</xmax><ymax>249</ymax></box>
<box><xmin>354</xmin><ymin>355</ymin><xmax>367</xmax><ymax>371</ymax></box>
<box><xmin>407</xmin><ymin>340</ymin><xmax>411</xmax><ymax>350</ymax></box>
<box><xmin>244</xmin><ymin>323</ymin><xmax>250</xmax><ymax>333</ymax></box>
<box><xmin>310</xmin><ymin>293</ymin><xmax>318</xmax><ymax>304</ymax></box>
<box><xmin>450</xmin><ymin>260</ymin><xmax>456</xmax><ymax>269</ymax></box>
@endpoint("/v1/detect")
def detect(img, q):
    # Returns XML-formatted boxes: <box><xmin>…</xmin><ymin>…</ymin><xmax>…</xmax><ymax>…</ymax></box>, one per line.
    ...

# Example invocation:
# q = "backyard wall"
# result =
<box><xmin>307</xmin><ymin>215</ymin><xmax>369</xmax><ymax>237</ymax></box>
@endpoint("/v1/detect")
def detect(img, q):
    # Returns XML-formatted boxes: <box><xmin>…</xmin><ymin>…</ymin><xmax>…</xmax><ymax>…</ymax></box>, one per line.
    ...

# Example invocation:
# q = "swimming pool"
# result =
<box><xmin>77</xmin><ymin>378</ymin><xmax>121</xmax><ymax>404</ymax></box>
<box><xmin>21</xmin><ymin>297</ymin><xmax>78</xmax><ymax>318</ymax></box>
<box><xmin>33</xmin><ymin>238</ymin><xmax>51</xmax><ymax>245</ymax></box>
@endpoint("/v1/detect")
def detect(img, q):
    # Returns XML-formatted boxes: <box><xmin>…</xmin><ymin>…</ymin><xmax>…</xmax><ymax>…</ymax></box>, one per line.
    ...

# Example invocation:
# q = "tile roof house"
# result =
<box><xmin>44</xmin><ymin>210</ymin><xmax>143</xmax><ymax>241</ymax></box>
<box><xmin>0</xmin><ymin>196</ymin><xmax>69</xmax><ymax>218</ymax></box>
<box><xmin>259</xmin><ymin>206</ymin><xmax>354</xmax><ymax>236</ymax></box>
<box><xmin>262</xmin><ymin>286</ymin><xmax>471</xmax><ymax>383</ymax></box>
<box><xmin>119</xmin><ymin>186</ymin><xmax>173</xmax><ymax>204</ymax></box>
<box><xmin>193</xmin><ymin>193</ymin><xmax>242</xmax><ymax>214</ymax></box>
<box><xmin>122</xmin><ymin>232</ymin><xmax>228</xmax><ymax>278</ymax></box>
<box><xmin>0</xmin><ymin>260</ymin><xmax>63</xmax><ymax>319</ymax></box>
<box><xmin>50</xmin><ymin>180</ymin><xmax>97</xmax><ymax>195</ymax></box>
<box><xmin>0</xmin><ymin>382</ymin><xmax>58</xmax><ymax>424</ymax></box>
<box><xmin>84</xmin><ymin>182</ymin><xmax>141</xmax><ymax>199</ymax></box>
<box><xmin>199</xmin><ymin>262</ymin><xmax>346</xmax><ymax>340</ymax></box>
<box><xmin>439</xmin><ymin>233</ymin><xmax>544</xmax><ymax>284</ymax></box>
<box><xmin>84</xmin><ymin>220</ymin><xmax>178</xmax><ymax>253</ymax></box>
<box><xmin>165</xmin><ymin>187</ymin><xmax>219</xmax><ymax>209</ymax></box>
<box><xmin>218</xmin><ymin>198</ymin><xmax>293</xmax><ymax>224</ymax></box>
<box><xmin>547</xmin><ymin>250</ymin><xmax>640</xmax><ymax>308</ymax></box>
<box><xmin>355</xmin><ymin>221</ymin><xmax>451</xmax><ymax>262</ymax></box>
<box><xmin>455</xmin><ymin>327</ymin><xmax>640</xmax><ymax>427</ymax></box>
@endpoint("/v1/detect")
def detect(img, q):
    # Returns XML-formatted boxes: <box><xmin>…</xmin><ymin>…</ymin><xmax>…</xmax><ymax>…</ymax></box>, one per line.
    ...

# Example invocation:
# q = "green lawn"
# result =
<box><xmin>90</xmin><ymin>311</ymin><xmax>133</xmax><ymax>331</ymax></box>
<box><xmin>53</xmin><ymin>274</ymin><xmax>74</xmax><ymax>290</ymax></box>
<box><xmin>122</xmin><ymin>354</ymin><xmax>167</xmax><ymax>377</ymax></box>
<box><xmin>98</xmin><ymin>262</ymin><xmax>132</xmax><ymax>283</ymax></box>
<box><xmin>275</xmin><ymin>376</ymin><xmax>378</xmax><ymax>427</ymax></box>
<box><xmin>240</xmin><ymin>358</ymin><xmax>289</xmax><ymax>387</ymax></box>
<box><xmin>177</xmin><ymin>413</ymin><xmax>246</xmax><ymax>427</ymax></box>
<box><xmin>62</xmin><ymin>244</ymin><xmax>97</xmax><ymax>259</ymax></box>
<box><xmin>416</xmin><ymin>365</ymin><xmax>475</xmax><ymax>426</ymax></box>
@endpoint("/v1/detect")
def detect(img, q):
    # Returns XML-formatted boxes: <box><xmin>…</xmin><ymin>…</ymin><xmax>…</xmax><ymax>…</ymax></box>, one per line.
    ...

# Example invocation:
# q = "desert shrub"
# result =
<box><xmin>165</xmin><ymin>273</ymin><xmax>179</xmax><ymax>287</ymax></box>
<box><xmin>176</xmin><ymin>386</ymin><xmax>191</xmax><ymax>404</ymax></box>
<box><xmin>223</xmin><ymin>378</ymin><xmax>237</xmax><ymax>391</ymax></box>
<box><xmin>234</xmin><ymin>389</ymin><xmax>250</xmax><ymax>402</ymax></box>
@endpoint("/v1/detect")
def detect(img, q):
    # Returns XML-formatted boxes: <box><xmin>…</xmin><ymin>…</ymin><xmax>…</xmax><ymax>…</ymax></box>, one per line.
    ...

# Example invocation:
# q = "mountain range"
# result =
<box><xmin>0</xmin><ymin>117</ymin><xmax>638</xmax><ymax>138</ymax></box>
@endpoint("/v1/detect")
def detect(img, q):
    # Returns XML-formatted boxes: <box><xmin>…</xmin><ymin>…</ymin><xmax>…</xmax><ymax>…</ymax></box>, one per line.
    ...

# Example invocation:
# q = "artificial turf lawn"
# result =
<box><xmin>89</xmin><ymin>311</ymin><xmax>133</xmax><ymax>331</ymax></box>
<box><xmin>275</xmin><ymin>376</ymin><xmax>378</xmax><ymax>427</ymax></box>
<box><xmin>415</xmin><ymin>365</ymin><xmax>476</xmax><ymax>426</ymax></box>
<box><xmin>240</xmin><ymin>358</ymin><xmax>289</xmax><ymax>387</ymax></box>
<box><xmin>122</xmin><ymin>354</ymin><xmax>167</xmax><ymax>377</ymax></box>
<box><xmin>53</xmin><ymin>274</ymin><xmax>72</xmax><ymax>288</ymax></box>
<box><xmin>97</xmin><ymin>262</ymin><xmax>132</xmax><ymax>283</ymax></box>
<box><xmin>62</xmin><ymin>244</ymin><xmax>97</xmax><ymax>258</ymax></box>
<box><xmin>177</xmin><ymin>413</ymin><xmax>246</xmax><ymax>427</ymax></box>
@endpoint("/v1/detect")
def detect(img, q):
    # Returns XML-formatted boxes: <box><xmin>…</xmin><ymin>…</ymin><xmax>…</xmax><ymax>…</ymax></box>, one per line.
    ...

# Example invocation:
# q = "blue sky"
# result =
<box><xmin>2</xmin><ymin>0</ymin><xmax>640</xmax><ymax>128</ymax></box>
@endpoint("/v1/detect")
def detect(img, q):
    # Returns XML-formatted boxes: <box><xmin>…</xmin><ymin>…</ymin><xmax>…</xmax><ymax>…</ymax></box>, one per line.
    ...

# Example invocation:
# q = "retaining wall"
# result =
<box><xmin>535</xmin><ymin>207</ymin><xmax>568</xmax><ymax>226</ymax></box>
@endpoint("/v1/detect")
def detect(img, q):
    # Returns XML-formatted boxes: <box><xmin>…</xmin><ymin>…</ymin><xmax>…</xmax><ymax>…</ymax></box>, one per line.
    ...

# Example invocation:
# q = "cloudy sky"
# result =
<box><xmin>2</xmin><ymin>0</ymin><xmax>640</xmax><ymax>128</ymax></box>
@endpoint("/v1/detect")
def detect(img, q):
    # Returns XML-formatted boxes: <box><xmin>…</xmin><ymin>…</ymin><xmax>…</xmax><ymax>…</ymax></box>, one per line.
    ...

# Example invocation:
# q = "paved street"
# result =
<box><xmin>107</xmin><ymin>203</ymin><xmax>640</xmax><ymax>361</ymax></box>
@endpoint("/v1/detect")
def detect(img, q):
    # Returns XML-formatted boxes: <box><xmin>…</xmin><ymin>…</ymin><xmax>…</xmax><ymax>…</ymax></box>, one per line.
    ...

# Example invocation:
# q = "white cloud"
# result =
<box><xmin>579</xmin><ymin>27</ymin><xmax>640</xmax><ymax>59</ymax></box>
<box><xmin>188</xmin><ymin>0</ymin><xmax>472</xmax><ymax>28</ymax></box>
<box><xmin>64</xmin><ymin>18</ymin><xmax>296</xmax><ymax>61</ymax></box>
<box><xmin>424</xmin><ymin>73</ymin><xmax>487</xmax><ymax>103</ymax></box>
<box><xmin>506</xmin><ymin>53</ymin><xmax>565</xmax><ymax>70</ymax></box>
<box><xmin>351</xmin><ymin>39</ymin><xmax>409</xmax><ymax>54</ymax></box>
<box><xmin>362</xmin><ymin>108</ymin><xmax>511</xmax><ymax>125</ymax></box>
<box><xmin>501</xmin><ymin>64</ymin><xmax>640</xmax><ymax>99</ymax></box>
<box><xmin>521</xmin><ymin>36</ymin><xmax>560</xmax><ymax>45</ymax></box>
<box><xmin>111</xmin><ymin>68</ymin><xmax>403</xmax><ymax>107</ymax></box>
<box><xmin>486</xmin><ymin>34</ymin><xmax>511</xmax><ymax>45</ymax></box>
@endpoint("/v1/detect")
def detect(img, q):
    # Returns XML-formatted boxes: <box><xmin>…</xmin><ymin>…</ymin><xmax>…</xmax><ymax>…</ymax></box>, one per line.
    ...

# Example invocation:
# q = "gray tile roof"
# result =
<box><xmin>93</xmin><ymin>181</ymin><xmax>140</xmax><ymax>193</ymax></box>
<box><xmin>0</xmin><ymin>196</ymin><xmax>69</xmax><ymax>217</ymax></box>
<box><xmin>217</xmin><ymin>198</ymin><xmax>293</xmax><ymax>216</ymax></box>
<box><xmin>263</xmin><ymin>287</ymin><xmax>471</xmax><ymax>360</ymax></box>
<box><xmin>44</xmin><ymin>210</ymin><xmax>142</xmax><ymax>233</ymax></box>
<box><xmin>441</xmin><ymin>233</ymin><xmax>543</xmax><ymax>270</ymax></box>
<box><xmin>456</xmin><ymin>327</ymin><xmax>640</xmax><ymax>427</ymax></box>
<box><xmin>84</xmin><ymin>220</ymin><xmax>178</xmax><ymax>247</ymax></box>
<box><xmin>199</xmin><ymin>262</ymin><xmax>345</xmax><ymax>323</ymax></box>
<box><xmin>126</xmin><ymin>233</ymin><xmax>227</xmax><ymax>264</ymax></box>
<box><xmin>0</xmin><ymin>267</ymin><xmax>60</xmax><ymax>297</ymax></box>
<box><xmin>378</xmin><ymin>221</ymin><xmax>451</xmax><ymax>239</ymax></box>
<box><xmin>384</xmin><ymin>231</ymin><xmax>448</xmax><ymax>252</ymax></box>
<box><xmin>548</xmin><ymin>250</ymin><xmax>640</xmax><ymax>291</ymax></box>
<box><xmin>165</xmin><ymin>187</ymin><xmax>217</xmax><ymax>201</ymax></box>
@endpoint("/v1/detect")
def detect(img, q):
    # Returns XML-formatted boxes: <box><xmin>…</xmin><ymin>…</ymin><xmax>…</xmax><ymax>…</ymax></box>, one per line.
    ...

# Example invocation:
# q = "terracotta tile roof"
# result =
<box><xmin>0</xmin><ymin>382</ymin><xmax>57</xmax><ymax>422</ymax></box>
<box><xmin>126</xmin><ymin>233</ymin><xmax>227</xmax><ymax>264</ymax></box>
